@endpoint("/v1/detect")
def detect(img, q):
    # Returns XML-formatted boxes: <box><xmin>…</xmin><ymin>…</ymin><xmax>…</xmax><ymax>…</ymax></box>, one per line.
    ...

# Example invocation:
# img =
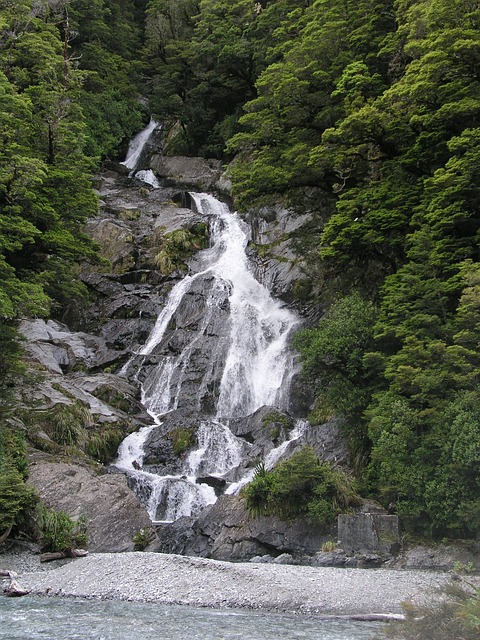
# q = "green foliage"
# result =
<box><xmin>376</xmin><ymin>584</ymin><xmax>480</xmax><ymax>640</ymax></box>
<box><xmin>85</xmin><ymin>429</ymin><xmax>127</xmax><ymax>464</ymax></box>
<box><xmin>0</xmin><ymin>470</ymin><xmax>36</xmax><ymax>537</ymax></box>
<box><xmin>36</xmin><ymin>505</ymin><xmax>88</xmax><ymax>552</ymax></box>
<box><xmin>153</xmin><ymin>223</ymin><xmax>209</xmax><ymax>274</ymax></box>
<box><xmin>169</xmin><ymin>427</ymin><xmax>196</xmax><ymax>456</ymax></box>
<box><xmin>294</xmin><ymin>293</ymin><xmax>379</xmax><ymax>454</ymax></box>
<box><xmin>146</xmin><ymin>0</ymin><xmax>312</xmax><ymax>156</ymax></box>
<box><xmin>0</xmin><ymin>424</ymin><xmax>36</xmax><ymax>538</ymax></box>
<box><xmin>221</xmin><ymin>0</ymin><xmax>480</xmax><ymax>539</ymax></box>
<box><xmin>42</xmin><ymin>403</ymin><xmax>92</xmax><ymax>447</ymax></box>
<box><xmin>243</xmin><ymin>446</ymin><xmax>358</xmax><ymax>527</ymax></box>
<box><xmin>132</xmin><ymin>526</ymin><xmax>154</xmax><ymax>551</ymax></box>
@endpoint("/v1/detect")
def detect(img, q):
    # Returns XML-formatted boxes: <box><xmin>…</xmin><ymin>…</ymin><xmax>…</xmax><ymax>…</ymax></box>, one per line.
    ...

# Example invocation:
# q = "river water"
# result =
<box><xmin>0</xmin><ymin>596</ymin><xmax>380</xmax><ymax>640</ymax></box>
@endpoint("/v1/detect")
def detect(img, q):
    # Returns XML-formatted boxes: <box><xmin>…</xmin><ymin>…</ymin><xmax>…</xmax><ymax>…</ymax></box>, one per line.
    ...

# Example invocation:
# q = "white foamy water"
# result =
<box><xmin>134</xmin><ymin>169</ymin><xmax>161</xmax><ymax>188</ymax></box>
<box><xmin>121</xmin><ymin>119</ymin><xmax>159</xmax><ymax>171</ymax></box>
<box><xmin>116</xmin><ymin>193</ymin><xmax>300</xmax><ymax>521</ymax></box>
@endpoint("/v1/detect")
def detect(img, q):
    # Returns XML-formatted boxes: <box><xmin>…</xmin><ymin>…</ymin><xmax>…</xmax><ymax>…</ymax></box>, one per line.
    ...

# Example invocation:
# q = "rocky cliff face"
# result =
<box><xmin>19</xmin><ymin>151</ymin><xmax>351</xmax><ymax>559</ymax></box>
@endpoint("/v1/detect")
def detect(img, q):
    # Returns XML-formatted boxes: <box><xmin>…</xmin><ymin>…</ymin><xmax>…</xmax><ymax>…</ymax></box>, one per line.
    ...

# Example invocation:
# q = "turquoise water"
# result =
<box><xmin>0</xmin><ymin>597</ymin><xmax>380</xmax><ymax>640</ymax></box>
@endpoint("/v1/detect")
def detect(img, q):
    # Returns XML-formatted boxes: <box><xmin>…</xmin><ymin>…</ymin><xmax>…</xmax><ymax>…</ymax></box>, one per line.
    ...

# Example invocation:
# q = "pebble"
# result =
<box><xmin>1</xmin><ymin>550</ymin><xmax>473</xmax><ymax>615</ymax></box>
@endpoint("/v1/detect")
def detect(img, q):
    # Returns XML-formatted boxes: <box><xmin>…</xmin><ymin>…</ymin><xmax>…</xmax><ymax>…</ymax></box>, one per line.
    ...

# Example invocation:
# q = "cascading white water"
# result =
<box><xmin>121</xmin><ymin>119</ymin><xmax>159</xmax><ymax>173</ymax></box>
<box><xmin>134</xmin><ymin>169</ymin><xmax>161</xmax><ymax>188</ymax></box>
<box><xmin>116</xmin><ymin>193</ymin><xmax>300</xmax><ymax>521</ymax></box>
<box><xmin>136</xmin><ymin>193</ymin><xmax>298</xmax><ymax>419</ymax></box>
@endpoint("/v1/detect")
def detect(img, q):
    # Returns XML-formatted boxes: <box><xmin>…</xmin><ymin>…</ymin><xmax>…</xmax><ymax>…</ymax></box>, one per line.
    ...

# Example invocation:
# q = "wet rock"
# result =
<box><xmin>196</xmin><ymin>476</ymin><xmax>227</xmax><ymax>495</ymax></box>
<box><xmin>132</xmin><ymin>275</ymin><xmax>232</xmax><ymax>414</ymax></box>
<box><xmin>229</xmin><ymin>406</ymin><xmax>294</xmax><ymax>461</ymax></box>
<box><xmin>153</xmin><ymin>494</ymin><xmax>331</xmax><ymax>561</ymax></box>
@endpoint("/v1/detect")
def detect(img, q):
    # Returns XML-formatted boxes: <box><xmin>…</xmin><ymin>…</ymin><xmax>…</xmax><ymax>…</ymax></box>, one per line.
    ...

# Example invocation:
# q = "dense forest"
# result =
<box><xmin>1</xmin><ymin>0</ymin><xmax>480</xmax><ymax>541</ymax></box>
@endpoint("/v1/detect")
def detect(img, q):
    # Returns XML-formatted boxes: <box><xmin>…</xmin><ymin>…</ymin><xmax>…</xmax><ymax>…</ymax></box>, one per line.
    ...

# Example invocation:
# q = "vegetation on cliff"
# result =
<box><xmin>222</xmin><ymin>0</ymin><xmax>479</xmax><ymax>539</ymax></box>
<box><xmin>0</xmin><ymin>0</ymin><xmax>146</xmax><ymax>537</ymax></box>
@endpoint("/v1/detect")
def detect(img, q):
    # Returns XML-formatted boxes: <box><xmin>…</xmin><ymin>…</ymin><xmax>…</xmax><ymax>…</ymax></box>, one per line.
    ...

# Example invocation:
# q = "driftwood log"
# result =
<box><xmin>316</xmin><ymin>613</ymin><xmax>406</xmax><ymax>622</ymax></box>
<box><xmin>40</xmin><ymin>548</ymin><xmax>88</xmax><ymax>563</ymax></box>
<box><xmin>0</xmin><ymin>570</ymin><xmax>30</xmax><ymax>597</ymax></box>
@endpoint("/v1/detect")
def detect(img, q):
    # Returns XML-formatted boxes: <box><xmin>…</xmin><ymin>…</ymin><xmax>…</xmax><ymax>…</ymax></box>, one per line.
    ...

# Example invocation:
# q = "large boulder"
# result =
<box><xmin>19</xmin><ymin>319</ymin><xmax>122</xmax><ymax>374</ymax></box>
<box><xmin>28</xmin><ymin>460</ymin><xmax>151</xmax><ymax>552</ymax></box>
<box><xmin>149</xmin><ymin>156</ymin><xmax>224</xmax><ymax>192</ymax></box>
<box><xmin>151</xmin><ymin>494</ymin><xmax>330</xmax><ymax>561</ymax></box>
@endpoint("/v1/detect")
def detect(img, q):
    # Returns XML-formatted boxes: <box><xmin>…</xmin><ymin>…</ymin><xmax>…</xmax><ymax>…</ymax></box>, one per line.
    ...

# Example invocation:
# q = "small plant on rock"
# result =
<box><xmin>36</xmin><ymin>505</ymin><xmax>88</xmax><ymax>552</ymax></box>
<box><xmin>321</xmin><ymin>539</ymin><xmax>337</xmax><ymax>552</ymax></box>
<box><xmin>169</xmin><ymin>427</ymin><xmax>196</xmax><ymax>456</ymax></box>
<box><xmin>133</xmin><ymin>527</ymin><xmax>154</xmax><ymax>551</ymax></box>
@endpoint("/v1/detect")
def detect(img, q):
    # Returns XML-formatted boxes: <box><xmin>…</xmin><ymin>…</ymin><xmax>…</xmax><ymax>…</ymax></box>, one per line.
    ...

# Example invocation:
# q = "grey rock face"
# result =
<box><xmin>338</xmin><ymin>513</ymin><xmax>400</xmax><ymax>557</ymax></box>
<box><xmin>300</xmin><ymin>419</ymin><xmax>351</xmax><ymax>467</ymax></box>
<box><xmin>19</xmin><ymin>319</ymin><xmax>121</xmax><ymax>374</ymax></box>
<box><xmin>150</xmin><ymin>155</ymin><xmax>223</xmax><ymax>192</ymax></box>
<box><xmin>151</xmin><ymin>494</ymin><xmax>330</xmax><ymax>561</ymax></box>
<box><xmin>394</xmin><ymin>543</ymin><xmax>480</xmax><ymax>571</ymax></box>
<box><xmin>27</xmin><ymin>461</ymin><xmax>151</xmax><ymax>552</ymax></box>
<box><xmin>245</xmin><ymin>206</ymin><xmax>312</xmax><ymax>302</ymax></box>
<box><xmin>18</xmin><ymin>318</ymin><xmax>150</xmax><ymax>428</ymax></box>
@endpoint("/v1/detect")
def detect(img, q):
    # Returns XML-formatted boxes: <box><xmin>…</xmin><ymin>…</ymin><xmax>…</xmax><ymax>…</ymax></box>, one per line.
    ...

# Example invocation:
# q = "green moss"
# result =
<box><xmin>153</xmin><ymin>224</ymin><xmax>209</xmax><ymax>275</ymax></box>
<box><xmin>169</xmin><ymin>427</ymin><xmax>196</xmax><ymax>456</ymax></box>
<box><xmin>261</xmin><ymin>411</ymin><xmax>293</xmax><ymax>429</ymax></box>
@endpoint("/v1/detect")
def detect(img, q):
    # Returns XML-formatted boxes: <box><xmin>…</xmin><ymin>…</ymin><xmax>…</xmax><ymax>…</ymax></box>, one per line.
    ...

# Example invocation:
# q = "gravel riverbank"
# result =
<box><xmin>0</xmin><ymin>551</ymin><xmax>463</xmax><ymax>615</ymax></box>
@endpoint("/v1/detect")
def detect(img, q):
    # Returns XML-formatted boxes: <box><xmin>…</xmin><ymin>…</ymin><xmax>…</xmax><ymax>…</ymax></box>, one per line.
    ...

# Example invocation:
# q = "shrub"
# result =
<box><xmin>0</xmin><ymin>470</ymin><xmax>37</xmax><ymax>538</ymax></box>
<box><xmin>36</xmin><ymin>505</ymin><xmax>88</xmax><ymax>552</ymax></box>
<box><xmin>243</xmin><ymin>446</ymin><xmax>358</xmax><ymax>528</ymax></box>
<box><xmin>48</xmin><ymin>403</ymin><xmax>91</xmax><ymax>446</ymax></box>
<box><xmin>133</xmin><ymin>527</ymin><xmax>154</xmax><ymax>551</ymax></box>
<box><xmin>376</xmin><ymin>584</ymin><xmax>480</xmax><ymax>640</ymax></box>
<box><xmin>0</xmin><ymin>425</ymin><xmax>37</xmax><ymax>539</ymax></box>
<box><xmin>86</xmin><ymin>428</ymin><xmax>126</xmax><ymax>463</ymax></box>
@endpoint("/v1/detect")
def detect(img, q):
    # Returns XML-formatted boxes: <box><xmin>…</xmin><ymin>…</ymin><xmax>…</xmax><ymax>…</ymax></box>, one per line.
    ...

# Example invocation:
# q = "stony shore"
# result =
<box><xmin>0</xmin><ymin>550</ymin><xmax>467</xmax><ymax>616</ymax></box>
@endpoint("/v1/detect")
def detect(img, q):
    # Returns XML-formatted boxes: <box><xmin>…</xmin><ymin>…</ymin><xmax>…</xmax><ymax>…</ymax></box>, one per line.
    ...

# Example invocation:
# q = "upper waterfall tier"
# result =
<box><xmin>121</xmin><ymin>119</ymin><xmax>159</xmax><ymax>172</ymax></box>
<box><xmin>126</xmin><ymin>193</ymin><xmax>299</xmax><ymax>423</ymax></box>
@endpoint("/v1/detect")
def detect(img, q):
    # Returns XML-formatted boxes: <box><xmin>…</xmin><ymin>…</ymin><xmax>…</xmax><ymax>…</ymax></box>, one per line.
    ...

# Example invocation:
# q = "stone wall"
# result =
<box><xmin>338</xmin><ymin>513</ymin><xmax>400</xmax><ymax>557</ymax></box>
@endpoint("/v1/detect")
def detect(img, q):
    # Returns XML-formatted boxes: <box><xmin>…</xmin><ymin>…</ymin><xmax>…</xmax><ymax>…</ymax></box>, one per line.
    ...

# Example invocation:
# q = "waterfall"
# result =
<box><xmin>116</xmin><ymin>193</ymin><xmax>300</xmax><ymax>522</ymax></box>
<box><xmin>121</xmin><ymin>119</ymin><xmax>160</xmax><ymax>174</ymax></box>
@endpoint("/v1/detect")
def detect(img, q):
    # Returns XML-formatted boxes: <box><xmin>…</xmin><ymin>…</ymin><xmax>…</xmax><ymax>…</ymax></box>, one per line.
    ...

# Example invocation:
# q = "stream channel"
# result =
<box><xmin>0</xmin><ymin>596</ymin><xmax>380</xmax><ymax>640</ymax></box>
